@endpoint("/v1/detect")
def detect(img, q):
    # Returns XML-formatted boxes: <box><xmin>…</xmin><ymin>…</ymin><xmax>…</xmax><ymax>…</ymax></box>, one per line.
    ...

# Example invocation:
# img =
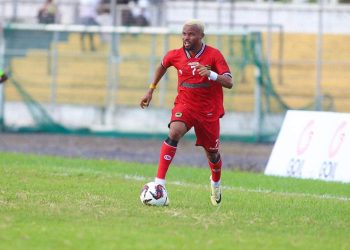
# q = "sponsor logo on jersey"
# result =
<box><xmin>175</xmin><ymin>112</ymin><xmax>182</xmax><ymax>118</ymax></box>
<box><xmin>188</xmin><ymin>62</ymin><xmax>199</xmax><ymax>66</ymax></box>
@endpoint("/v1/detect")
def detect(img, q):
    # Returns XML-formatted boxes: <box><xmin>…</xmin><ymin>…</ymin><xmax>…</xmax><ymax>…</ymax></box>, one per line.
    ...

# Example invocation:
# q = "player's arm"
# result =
<box><xmin>196</xmin><ymin>64</ymin><xmax>233</xmax><ymax>89</ymax></box>
<box><xmin>0</xmin><ymin>69</ymin><xmax>8</xmax><ymax>84</ymax></box>
<box><xmin>140</xmin><ymin>63</ymin><xmax>167</xmax><ymax>109</ymax></box>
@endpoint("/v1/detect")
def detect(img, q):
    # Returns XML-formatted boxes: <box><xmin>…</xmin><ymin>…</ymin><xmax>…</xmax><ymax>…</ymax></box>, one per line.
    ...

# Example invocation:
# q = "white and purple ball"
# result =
<box><xmin>140</xmin><ymin>182</ymin><xmax>168</xmax><ymax>206</ymax></box>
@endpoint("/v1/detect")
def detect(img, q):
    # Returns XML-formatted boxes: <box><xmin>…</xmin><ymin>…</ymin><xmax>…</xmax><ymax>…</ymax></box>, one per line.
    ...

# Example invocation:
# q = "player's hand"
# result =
<box><xmin>195</xmin><ymin>64</ymin><xmax>210</xmax><ymax>78</ymax></box>
<box><xmin>140</xmin><ymin>90</ymin><xmax>153</xmax><ymax>109</ymax></box>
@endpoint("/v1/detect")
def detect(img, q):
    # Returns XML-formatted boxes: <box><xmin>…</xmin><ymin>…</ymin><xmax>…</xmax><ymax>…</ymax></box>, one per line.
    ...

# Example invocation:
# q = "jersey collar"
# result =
<box><xmin>184</xmin><ymin>43</ymin><xmax>206</xmax><ymax>59</ymax></box>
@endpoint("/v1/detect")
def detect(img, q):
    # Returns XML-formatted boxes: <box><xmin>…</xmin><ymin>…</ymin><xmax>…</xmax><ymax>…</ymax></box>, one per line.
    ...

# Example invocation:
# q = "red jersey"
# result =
<box><xmin>162</xmin><ymin>43</ymin><xmax>231</xmax><ymax>119</ymax></box>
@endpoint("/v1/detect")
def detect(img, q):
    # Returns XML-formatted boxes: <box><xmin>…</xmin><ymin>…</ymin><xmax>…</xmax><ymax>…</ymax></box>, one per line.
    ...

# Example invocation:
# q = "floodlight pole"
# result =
<box><xmin>266</xmin><ymin>0</ymin><xmax>273</xmax><ymax>67</ymax></box>
<box><xmin>315</xmin><ymin>0</ymin><xmax>324</xmax><ymax>111</ymax></box>
<box><xmin>11</xmin><ymin>0</ymin><xmax>18</xmax><ymax>21</ymax></box>
<box><xmin>105</xmin><ymin>0</ymin><xmax>119</xmax><ymax>125</ymax></box>
<box><xmin>0</xmin><ymin>22</ymin><xmax>4</xmax><ymax>131</ymax></box>
<box><xmin>0</xmin><ymin>82</ymin><xmax>3</xmax><ymax>131</ymax></box>
<box><xmin>110</xmin><ymin>0</ymin><xmax>118</xmax><ymax>55</ymax></box>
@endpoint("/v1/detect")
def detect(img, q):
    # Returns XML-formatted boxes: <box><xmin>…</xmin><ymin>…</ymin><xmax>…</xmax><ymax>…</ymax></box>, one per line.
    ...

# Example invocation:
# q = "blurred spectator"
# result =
<box><xmin>79</xmin><ymin>0</ymin><xmax>102</xmax><ymax>51</ymax></box>
<box><xmin>127</xmin><ymin>0</ymin><xmax>150</xmax><ymax>26</ymax></box>
<box><xmin>37</xmin><ymin>0</ymin><xmax>59</xmax><ymax>24</ymax></box>
<box><xmin>95</xmin><ymin>0</ymin><xmax>150</xmax><ymax>26</ymax></box>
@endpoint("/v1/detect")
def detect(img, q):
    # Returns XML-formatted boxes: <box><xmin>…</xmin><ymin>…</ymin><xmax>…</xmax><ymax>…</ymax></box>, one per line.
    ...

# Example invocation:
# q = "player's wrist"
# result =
<box><xmin>149</xmin><ymin>83</ymin><xmax>157</xmax><ymax>89</ymax></box>
<box><xmin>209</xmin><ymin>71</ymin><xmax>218</xmax><ymax>81</ymax></box>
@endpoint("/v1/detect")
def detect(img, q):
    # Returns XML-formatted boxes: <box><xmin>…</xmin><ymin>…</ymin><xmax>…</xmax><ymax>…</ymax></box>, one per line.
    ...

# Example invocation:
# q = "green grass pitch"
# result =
<box><xmin>1</xmin><ymin>152</ymin><xmax>349</xmax><ymax>249</ymax></box>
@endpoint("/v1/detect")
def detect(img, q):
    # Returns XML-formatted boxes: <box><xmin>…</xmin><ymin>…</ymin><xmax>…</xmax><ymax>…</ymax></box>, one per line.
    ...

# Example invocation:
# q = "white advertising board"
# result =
<box><xmin>265</xmin><ymin>110</ymin><xmax>350</xmax><ymax>183</ymax></box>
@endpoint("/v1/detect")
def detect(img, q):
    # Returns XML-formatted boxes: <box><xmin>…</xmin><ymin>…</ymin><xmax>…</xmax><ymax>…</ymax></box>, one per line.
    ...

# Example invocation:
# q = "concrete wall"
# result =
<box><xmin>4</xmin><ymin>102</ymin><xmax>284</xmax><ymax>138</ymax></box>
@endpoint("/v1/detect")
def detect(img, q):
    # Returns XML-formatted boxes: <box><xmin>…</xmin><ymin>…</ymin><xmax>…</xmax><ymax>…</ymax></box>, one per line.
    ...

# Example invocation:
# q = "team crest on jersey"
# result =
<box><xmin>175</xmin><ymin>112</ymin><xmax>182</xmax><ymax>118</ymax></box>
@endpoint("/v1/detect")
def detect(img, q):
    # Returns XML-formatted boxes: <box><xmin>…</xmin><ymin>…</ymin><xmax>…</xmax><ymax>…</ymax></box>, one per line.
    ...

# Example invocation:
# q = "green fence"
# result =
<box><xmin>0</xmin><ymin>23</ymin><xmax>331</xmax><ymax>141</ymax></box>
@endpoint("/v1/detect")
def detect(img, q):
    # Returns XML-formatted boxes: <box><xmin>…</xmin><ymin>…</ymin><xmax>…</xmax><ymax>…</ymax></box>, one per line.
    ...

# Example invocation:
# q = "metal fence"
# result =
<box><xmin>2</xmin><ymin>23</ymin><xmax>286</xmax><ymax>140</ymax></box>
<box><xmin>1</xmin><ymin>1</ymin><xmax>350</xmax><ymax>140</ymax></box>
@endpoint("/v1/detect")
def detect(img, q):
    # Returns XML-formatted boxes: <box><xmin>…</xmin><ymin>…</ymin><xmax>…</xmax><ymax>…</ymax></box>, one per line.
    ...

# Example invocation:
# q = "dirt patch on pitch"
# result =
<box><xmin>0</xmin><ymin>133</ymin><xmax>273</xmax><ymax>172</ymax></box>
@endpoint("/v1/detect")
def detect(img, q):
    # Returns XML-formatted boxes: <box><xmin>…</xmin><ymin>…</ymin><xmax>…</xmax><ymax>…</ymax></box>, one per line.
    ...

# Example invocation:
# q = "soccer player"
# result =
<box><xmin>140</xmin><ymin>19</ymin><xmax>233</xmax><ymax>206</ymax></box>
<box><xmin>0</xmin><ymin>69</ymin><xmax>8</xmax><ymax>84</ymax></box>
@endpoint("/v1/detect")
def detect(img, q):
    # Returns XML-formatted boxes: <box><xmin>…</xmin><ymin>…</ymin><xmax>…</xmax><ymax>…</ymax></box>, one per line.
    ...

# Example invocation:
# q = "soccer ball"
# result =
<box><xmin>140</xmin><ymin>182</ymin><xmax>168</xmax><ymax>206</ymax></box>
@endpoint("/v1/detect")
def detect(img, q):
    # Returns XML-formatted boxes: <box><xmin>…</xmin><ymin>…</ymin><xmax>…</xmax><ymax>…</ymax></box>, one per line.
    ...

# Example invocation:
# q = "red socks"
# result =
<box><xmin>209</xmin><ymin>157</ymin><xmax>222</xmax><ymax>182</ymax></box>
<box><xmin>156</xmin><ymin>141</ymin><xmax>177</xmax><ymax>180</ymax></box>
<box><xmin>156</xmin><ymin>139</ymin><xmax>222</xmax><ymax>184</ymax></box>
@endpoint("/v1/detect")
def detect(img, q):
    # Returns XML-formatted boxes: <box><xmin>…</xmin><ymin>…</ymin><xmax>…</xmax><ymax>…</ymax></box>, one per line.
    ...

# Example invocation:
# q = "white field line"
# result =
<box><xmin>49</xmin><ymin>167</ymin><xmax>350</xmax><ymax>202</ymax></box>
<box><xmin>124</xmin><ymin>174</ymin><xmax>350</xmax><ymax>202</ymax></box>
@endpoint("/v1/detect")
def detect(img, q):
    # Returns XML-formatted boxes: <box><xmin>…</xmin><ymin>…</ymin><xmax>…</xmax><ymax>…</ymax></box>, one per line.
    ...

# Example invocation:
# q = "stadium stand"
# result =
<box><xmin>5</xmin><ymin>31</ymin><xmax>350</xmax><ymax>113</ymax></box>
<box><xmin>267</xmin><ymin>33</ymin><xmax>350</xmax><ymax>111</ymax></box>
<box><xmin>4</xmin><ymin>28</ymin><xmax>68</xmax><ymax>62</ymax></box>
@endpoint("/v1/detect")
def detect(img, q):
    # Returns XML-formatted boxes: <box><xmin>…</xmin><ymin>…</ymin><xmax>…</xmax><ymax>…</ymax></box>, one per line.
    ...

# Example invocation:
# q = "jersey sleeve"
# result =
<box><xmin>161</xmin><ymin>50</ymin><xmax>175</xmax><ymax>69</ymax></box>
<box><xmin>214</xmin><ymin>50</ymin><xmax>232</xmax><ymax>78</ymax></box>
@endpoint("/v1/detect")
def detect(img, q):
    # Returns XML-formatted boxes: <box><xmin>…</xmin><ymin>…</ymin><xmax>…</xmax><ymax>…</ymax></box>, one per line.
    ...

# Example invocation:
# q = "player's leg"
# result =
<box><xmin>205</xmin><ymin>150</ymin><xmax>222</xmax><ymax>184</ymax></box>
<box><xmin>205</xmin><ymin>150</ymin><xmax>222</xmax><ymax>206</ymax></box>
<box><xmin>155</xmin><ymin>105</ymin><xmax>192</xmax><ymax>186</ymax></box>
<box><xmin>194</xmin><ymin>118</ymin><xmax>222</xmax><ymax>206</ymax></box>
<box><xmin>154</xmin><ymin>121</ymin><xmax>187</xmax><ymax>186</ymax></box>
<box><xmin>88</xmin><ymin>33</ymin><xmax>95</xmax><ymax>51</ymax></box>
<box><xmin>80</xmin><ymin>32</ymin><xmax>86</xmax><ymax>51</ymax></box>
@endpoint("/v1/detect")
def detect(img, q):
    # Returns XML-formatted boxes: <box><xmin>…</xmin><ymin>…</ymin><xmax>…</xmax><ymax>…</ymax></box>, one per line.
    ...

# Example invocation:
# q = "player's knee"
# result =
<box><xmin>207</xmin><ymin>152</ymin><xmax>220</xmax><ymax>163</ymax></box>
<box><xmin>168</xmin><ymin>122</ymin><xmax>187</xmax><ymax>140</ymax></box>
<box><xmin>165</xmin><ymin>137</ymin><xmax>178</xmax><ymax>147</ymax></box>
<box><xmin>168</xmin><ymin>130</ymin><xmax>183</xmax><ymax>141</ymax></box>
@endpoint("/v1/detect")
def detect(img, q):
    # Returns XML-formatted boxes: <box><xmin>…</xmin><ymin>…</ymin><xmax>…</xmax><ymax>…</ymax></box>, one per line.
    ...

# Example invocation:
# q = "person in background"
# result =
<box><xmin>37</xmin><ymin>0</ymin><xmax>59</xmax><ymax>24</ymax></box>
<box><xmin>130</xmin><ymin>0</ymin><xmax>150</xmax><ymax>26</ymax></box>
<box><xmin>140</xmin><ymin>19</ymin><xmax>233</xmax><ymax>206</ymax></box>
<box><xmin>79</xmin><ymin>0</ymin><xmax>101</xmax><ymax>51</ymax></box>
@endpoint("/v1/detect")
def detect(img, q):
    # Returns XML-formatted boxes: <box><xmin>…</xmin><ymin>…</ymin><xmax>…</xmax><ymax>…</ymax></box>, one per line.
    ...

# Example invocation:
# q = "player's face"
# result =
<box><xmin>182</xmin><ymin>25</ymin><xmax>204</xmax><ymax>52</ymax></box>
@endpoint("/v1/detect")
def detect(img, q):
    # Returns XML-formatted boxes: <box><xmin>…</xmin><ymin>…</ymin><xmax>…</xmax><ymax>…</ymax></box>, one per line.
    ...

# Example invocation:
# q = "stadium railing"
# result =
<box><xmin>0</xmin><ymin>23</ymin><xmax>341</xmax><ymax>142</ymax></box>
